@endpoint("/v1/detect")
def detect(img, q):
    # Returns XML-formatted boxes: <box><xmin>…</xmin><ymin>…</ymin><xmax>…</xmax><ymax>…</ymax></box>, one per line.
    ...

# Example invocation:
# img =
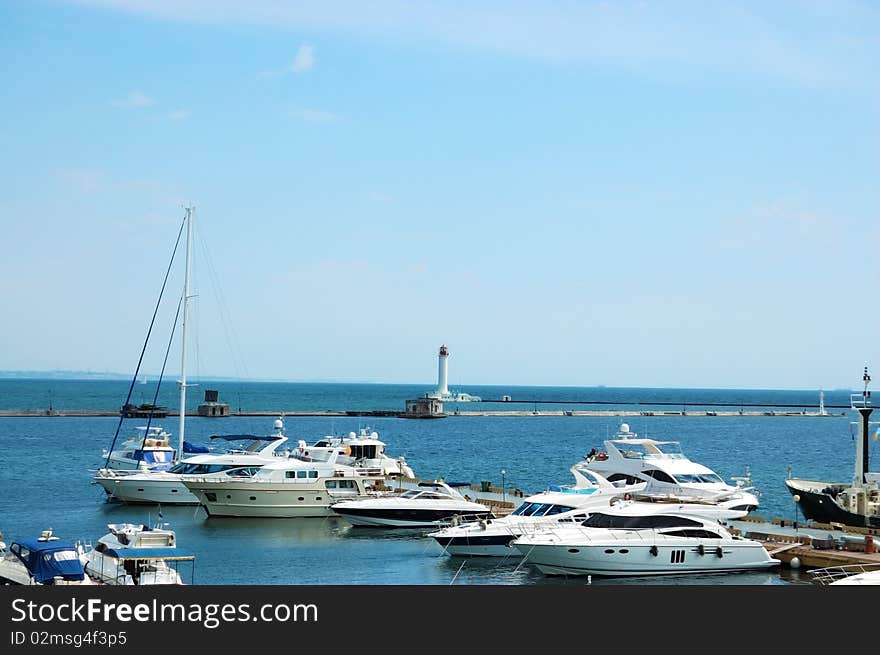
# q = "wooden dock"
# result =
<box><xmin>729</xmin><ymin>515</ymin><xmax>880</xmax><ymax>570</ymax></box>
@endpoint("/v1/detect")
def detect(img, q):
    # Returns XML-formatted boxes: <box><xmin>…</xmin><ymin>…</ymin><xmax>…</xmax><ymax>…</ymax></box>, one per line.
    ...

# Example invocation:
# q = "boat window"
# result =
<box><xmin>581</xmin><ymin>513</ymin><xmax>704</xmax><ymax>529</ymax></box>
<box><xmin>227</xmin><ymin>467</ymin><xmax>260</xmax><ymax>477</ymax></box>
<box><xmin>662</xmin><ymin>529</ymin><xmax>723</xmax><ymax>538</ymax></box>
<box><xmin>326</xmin><ymin>480</ymin><xmax>336</xmax><ymax>488</ymax></box>
<box><xmin>143</xmin><ymin>450</ymin><xmax>174</xmax><ymax>464</ymax></box>
<box><xmin>642</xmin><ymin>469</ymin><xmax>676</xmax><ymax>484</ymax></box>
<box><xmin>674</xmin><ymin>473</ymin><xmax>725</xmax><ymax>484</ymax></box>
<box><xmin>309</xmin><ymin>470</ymin><xmax>318</xmax><ymax>479</ymax></box>
<box><xmin>607</xmin><ymin>473</ymin><xmax>643</xmax><ymax>485</ymax></box>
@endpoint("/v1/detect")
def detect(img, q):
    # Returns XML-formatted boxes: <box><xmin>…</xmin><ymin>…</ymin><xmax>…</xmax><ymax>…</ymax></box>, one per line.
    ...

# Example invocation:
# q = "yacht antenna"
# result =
<box><xmin>178</xmin><ymin>205</ymin><xmax>195</xmax><ymax>460</ymax></box>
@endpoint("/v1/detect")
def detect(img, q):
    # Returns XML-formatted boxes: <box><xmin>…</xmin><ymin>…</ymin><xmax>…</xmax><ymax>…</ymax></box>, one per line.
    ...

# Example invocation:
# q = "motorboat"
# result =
<box><xmin>182</xmin><ymin>446</ymin><xmax>386</xmax><ymax>518</ymax></box>
<box><xmin>581</xmin><ymin>422</ymin><xmax>760</xmax><ymax>512</ymax></box>
<box><xmin>80</xmin><ymin>520</ymin><xmax>194</xmax><ymax>585</ymax></box>
<box><xmin>102</xmin><ymin>425</ymin><xmax>177</xmax><ymax>472</ymax></box>
<box><xmin>0</xmin><ymin>529</ymin><xmax>95</xmax><ymax>585</ymax></box>
<box><xmin>512</xmin><ymin>502</ymin><xmax>779</xmax><ymax>577</ymax></box>
<box><xmin>428</xmin><ymin>465</ymin><xmax>646</xmax><ymax>556</ymax></box>
<box><xmin>332</xmin><ymin>480</ymin><xmax>492</xmax><ymax>528</ymax></box>
<box><xmin>292</xmin><ymin>428</ymin><xmax>416</xmax><ymax>478</ymax></box>
<box><xmin>786</xmin><ymin>370</ymin><xmax>880</xmax><ymax>529</ymax></box>
<box><xmin>94</xmin><ymin>417</ymin><xmax>293</xmax><ymax>505</ymax></box>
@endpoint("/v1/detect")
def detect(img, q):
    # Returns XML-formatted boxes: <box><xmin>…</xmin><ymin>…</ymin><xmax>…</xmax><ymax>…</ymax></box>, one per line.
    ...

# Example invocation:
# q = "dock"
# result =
<box><xmin>728</xmin><ymin>515</ymin><xmax>880</xmax><ymax>570</ymax></box>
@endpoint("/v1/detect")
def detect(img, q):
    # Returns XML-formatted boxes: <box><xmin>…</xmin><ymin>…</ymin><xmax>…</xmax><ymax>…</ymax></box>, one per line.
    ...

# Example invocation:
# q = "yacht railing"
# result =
<box><xmin>809</xmin><ymin>563</ymin><xmax>880</xmax><ymax>586</ymax></box>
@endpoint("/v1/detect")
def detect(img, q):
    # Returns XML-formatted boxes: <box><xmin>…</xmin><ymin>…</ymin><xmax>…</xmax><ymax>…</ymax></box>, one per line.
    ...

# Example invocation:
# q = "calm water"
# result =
<box><xmin>0</xmin><ymin>380</ymin><xmax>870</xmax><ymax>585</ymax></box>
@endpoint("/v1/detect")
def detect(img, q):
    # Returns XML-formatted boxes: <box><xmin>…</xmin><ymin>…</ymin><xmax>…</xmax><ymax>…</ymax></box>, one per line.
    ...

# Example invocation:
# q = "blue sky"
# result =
<box><xmin>1</xmin><ymin>0</ymin><xmax>878</xmax><ymax>389</ymax></box>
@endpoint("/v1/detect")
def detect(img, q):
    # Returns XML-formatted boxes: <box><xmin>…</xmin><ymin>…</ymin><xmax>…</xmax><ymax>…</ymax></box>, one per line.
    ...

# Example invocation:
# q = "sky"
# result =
<box><xmin>1</xmin><ymin>0</ymin><xmax>878</xmax><ymax>390</ymax></box>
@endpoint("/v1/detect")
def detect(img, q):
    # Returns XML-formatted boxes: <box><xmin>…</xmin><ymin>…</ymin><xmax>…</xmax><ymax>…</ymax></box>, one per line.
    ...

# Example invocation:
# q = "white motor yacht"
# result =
<box><xmin>332</xmin><ymin>481</ymin><xmax>492</xmax><ymax>528</ymax></box>
<box><xmin>292</xmin><ymin>428</ymin><xmax>416</xmax><ymax>478</ymax></box>
<box><xmin>0</xmin><ymin>530</ymin><xmax>95</xmax><ymax>586</ymax></box>
<box><xmin>581</xmin><ymin>423</ymin><xmax>760</xmax><ymax>512</ymax></box>
<box><xmin>512</xmin><ymin>502</ymin><xmax>779</xmax><ymax>577</ymax></box>
<box><xmin>102</xmin><ymin>425</ymin><xmax>177</xmax><ymax>472</ymax></box>
<box><xmin>182</xmin><ymin>447</ymin><xmax>385</xmax><ymax>518</ymax></box>
<box><xmin>80</xmin><ymin>520</ymin><xmax>194</xmax><ymax>585</ymax></box>
<box><xmin>429</xmin><ymin>465</ymin><xmax>646</xmax><ymax>556</ymax></box>
<box><xmin>94</xmin><ymin>417</ymin><xmax>293</xmax><ymax>505</ymax></box>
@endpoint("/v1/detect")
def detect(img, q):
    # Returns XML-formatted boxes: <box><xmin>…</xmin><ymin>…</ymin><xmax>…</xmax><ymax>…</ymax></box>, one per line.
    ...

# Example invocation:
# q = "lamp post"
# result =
<box><xmin>501</xmin><ymin>469</ymin><xmax>506</xmax><ymax>503</ymax></box>
<box><xmin>792</xmin><ymin>494</ymin><xmax>801</xmax><ymax>531</ymax></box>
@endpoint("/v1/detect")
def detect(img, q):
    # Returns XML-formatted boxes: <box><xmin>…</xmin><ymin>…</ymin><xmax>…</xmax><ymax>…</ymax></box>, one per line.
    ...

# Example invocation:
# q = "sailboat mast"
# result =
<box><xmin>178</xmin><ymin>205</ymin><xmax>194</xmax><ymax>460</ymax></box>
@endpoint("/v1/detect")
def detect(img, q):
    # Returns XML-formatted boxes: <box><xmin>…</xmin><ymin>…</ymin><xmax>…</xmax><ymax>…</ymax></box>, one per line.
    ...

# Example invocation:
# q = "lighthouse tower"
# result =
<box><xmin>437</xmin><ymin>345</ymin><xmax>450</xmax><ymax>398</ymax></box>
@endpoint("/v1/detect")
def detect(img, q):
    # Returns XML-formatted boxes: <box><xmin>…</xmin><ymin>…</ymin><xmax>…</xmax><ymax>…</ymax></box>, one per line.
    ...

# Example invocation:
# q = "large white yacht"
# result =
<box><xmin>291</xmin><ymin>428</ymin><xmax>416</xmax><ymax>478</ymax></box>
<box><xmin>182</xmin><ymin>447</ymin><xmax>386</xmax><ymax>518</ymax></box>
<box><xmin>332</xmin><ymin>481</ymin><xmax>492</xmax><ymax>528</ymax></box>
<box><xmin>512</xmin><ymin>502</ymin><xmax>779</xmax><ymax>577</ymax></box>
<box><xmin>94</xmin><ymin>417</ymin><xmax>293</xmax><ymax>505</ymax></box>
<box><xmin>80</xmin><ymin>521</ymin><xmax>194</xmax><ymax>585</ymax></box>
<box><xmin>429</xmin><ymin>465</ymin><xmax>646</xmax><ymax>556</ymax></box>
<box><xmin>581</xmin><ymin>423</ymin><xmax>759</xmax><ymax>512</ymax></box>
<box><xmin>0</xmin><ymin>530</ymin><xmax>95</xmax><ymax>586</ymax></box>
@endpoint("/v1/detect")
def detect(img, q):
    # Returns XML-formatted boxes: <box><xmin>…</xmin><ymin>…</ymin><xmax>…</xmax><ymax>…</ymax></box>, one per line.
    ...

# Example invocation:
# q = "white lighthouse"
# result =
<box><xmin>437</xmin><ymin>344</ymin><xmax>450</xmax><ymax>397</ymax></box>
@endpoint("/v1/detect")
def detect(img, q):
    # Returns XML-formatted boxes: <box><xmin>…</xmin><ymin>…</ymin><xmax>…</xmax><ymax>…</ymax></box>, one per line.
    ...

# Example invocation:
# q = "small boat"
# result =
<box><xmin>182</xmin><ymin>447</ymin><xmax>385</xmax><ymax>518</ymax></box>
<box><xmin>80</xmin><ymin>519</ymin><xmax>194</xmax><ymax>585</ymax></box>
<box><xmin>332</xmin><ymin>480</ymin><xmax>492</xmax><ymax>528</ymax></box>
<box><xmin>785</xmin><ymin>369</ymin><xmax>880</xmax><ymax>529</ymax></box>
<box><xmin>102</xmin><ymin>425</ymin><xmax>177</xmax><ymax>472</ymax></box>
<box><xmin>581</xmin><ymin>422</ymin><xmax>760</xmax><ymax>512</ymax></box>
<box><xmin>94</xmin><ymin>416</ymin><xmax>293</xmax><ymax>505</ymax></box>
<box><xmin>0</xmin><ymin>529</ymin><xmax>95</xmax><ymax>586</ymax></box>
<box><xmin>512</xmin><ymin>503</ymin><xmax>779</xmax><ymax>577</ymax></box>
<box><xmin>429</xmin><ymin>465</ymin><xmax>646</xmax><ymax>556</ymax></box>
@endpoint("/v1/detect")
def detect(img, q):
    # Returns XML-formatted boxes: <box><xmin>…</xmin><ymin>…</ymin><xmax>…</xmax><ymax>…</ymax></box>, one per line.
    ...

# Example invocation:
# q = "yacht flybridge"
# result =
<box><xmin>581</xmin><ymin>423</ymin><xmax>759</xmax><ymax>513</ymax></box>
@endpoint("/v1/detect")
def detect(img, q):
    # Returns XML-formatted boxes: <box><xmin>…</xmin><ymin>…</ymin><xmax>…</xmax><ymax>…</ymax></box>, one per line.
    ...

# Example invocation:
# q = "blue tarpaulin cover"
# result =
<box><xmin>15</xmin><ymin>538</ymin><xmax>86</xmax><ymax>583</ymax></box>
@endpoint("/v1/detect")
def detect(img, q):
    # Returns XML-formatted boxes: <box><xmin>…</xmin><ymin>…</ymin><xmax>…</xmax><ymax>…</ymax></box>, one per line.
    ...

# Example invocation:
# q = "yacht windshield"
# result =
<box><xmin>611</xmin><ymin>440</ymin><xmax>686</xmax><ymax>460</ymax></box>
<box><xmin>582</xmin><ymin>513</ymin><xmax>703</xmax><ymax>529</ymax></box>
<box><xmin>674</xmin><ymin>473</ymin><xmax>725</xmax><ymax>484</ymax></box>
<box><xmin>142</xmin><ymin>450</ymin><xmax>173</xmax><ymax>464</ymax></box>
<box><xmin>511</xmin><ymin>503</ymin><xmax>576</xmax><ymax>517</ymax></box>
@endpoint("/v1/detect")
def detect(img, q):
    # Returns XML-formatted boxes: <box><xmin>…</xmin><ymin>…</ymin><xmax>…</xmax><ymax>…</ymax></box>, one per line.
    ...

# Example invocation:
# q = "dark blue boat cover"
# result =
<box><xmin>14</xmin><ymin>538</ymin><xmax>85</xmax><ymax>583</ymax></box>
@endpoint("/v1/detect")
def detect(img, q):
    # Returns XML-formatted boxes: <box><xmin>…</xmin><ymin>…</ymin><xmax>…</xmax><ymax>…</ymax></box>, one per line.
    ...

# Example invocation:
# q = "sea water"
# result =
<box><xmin>0</xmin><ymin>380</ymin><xmax>870</xmax><ymax>585</ymax></box>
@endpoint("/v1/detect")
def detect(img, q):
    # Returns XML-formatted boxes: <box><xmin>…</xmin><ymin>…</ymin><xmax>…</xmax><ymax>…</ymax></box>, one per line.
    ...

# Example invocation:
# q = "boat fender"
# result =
<box><xmin>697</xmin><ymin>544</ymin><xmax>705</xmax><ymax>556</ymax></box>
<box><xmin>649</xmin><ymin>545</ymin><xmax>658</xmax><ymax>557</ymax></box>
<box><xmin>716</xmin><ymin>547</ymin><xmax>723</xmax><ymax>558</ymax></box>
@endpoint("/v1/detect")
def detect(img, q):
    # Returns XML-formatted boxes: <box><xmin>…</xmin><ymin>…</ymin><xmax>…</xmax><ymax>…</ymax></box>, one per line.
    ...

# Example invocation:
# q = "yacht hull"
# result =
<box><xmin>333</xmin><ymin>506</ymin><xmax>491</xmax><ymax>528</ymax></box>
<box><xmin>785</xmin><ymin>479</ymin><xmax>880</xmax><ymax>529</ymax></box>
<box><xmin>431</xmin><ymin>532</ymin><xmax>519</xmax><ymax>556</ymax></box>
<box><xmin>95</xmin><ymin>476</ymin><xmax>199</xmax><ymax>505</ymax></box>
<box><xmin>186</xmin><ymin>486</ymin><xmax>355</xmax><ymax>518</ymax></box>
<box><xmin>517</xmin><ymin>542</ymin><xmax>778</xmax><ymax>577</ymax></box>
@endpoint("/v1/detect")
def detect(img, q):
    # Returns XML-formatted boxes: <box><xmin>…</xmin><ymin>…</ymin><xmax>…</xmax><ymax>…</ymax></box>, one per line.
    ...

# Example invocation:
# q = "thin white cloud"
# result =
<box><xmin>112</xmin><ymin>90</ymin><xmax>155</xmax><ymax>108</ymax></box>
<box><xmin>290</xmin><ymin>44</ymin><xmax>315</xmax><ymax>73</ymax></box>
<box><xmin>290</xmin><ymin>109</ymin><xmax>337</xmax><ymax>123</ymax></box>
<box><xmin>58</xmin><ymin>168</ymin><xmax>102</xmax><ymax>192</ymax></box>
<box><xmin>169</xmin><ymin>109</ymin><xmax>191</xmax><ymax>121</ymax></box>
<box><xmin>72</xmin><ymin>0</ymin><xmax>879</xmax><ymax>89</ymax></box>
<box><xmin>257</xmin><ymin>43</ymin><xmax>316</xmax><ymax>78</ymax></box>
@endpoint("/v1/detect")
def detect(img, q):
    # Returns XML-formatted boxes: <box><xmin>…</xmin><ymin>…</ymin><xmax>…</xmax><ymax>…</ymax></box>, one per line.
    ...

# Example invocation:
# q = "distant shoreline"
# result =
<box><xmin>0</xmin><ymin>409</ymin><xmax>844</xmax><ymax>418</ymax></box>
